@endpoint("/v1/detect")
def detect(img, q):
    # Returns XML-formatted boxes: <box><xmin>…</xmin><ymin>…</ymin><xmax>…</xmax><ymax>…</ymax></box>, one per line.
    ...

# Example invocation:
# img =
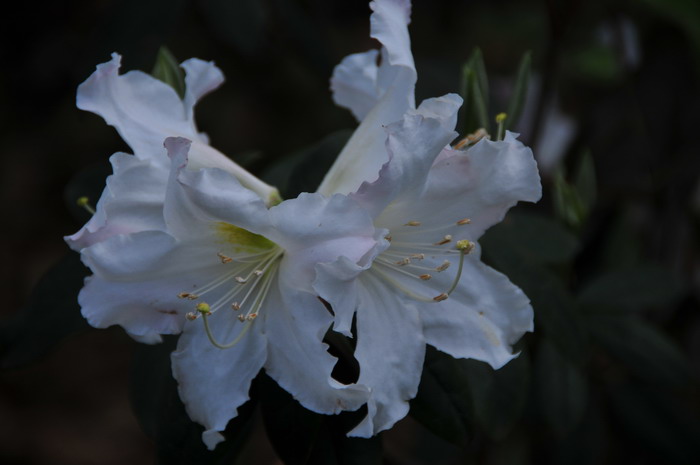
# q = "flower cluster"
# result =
<box><xmin>67</xmin><ymin>0</ymin><xmax>541</xmax><ymax>449</ymax></box>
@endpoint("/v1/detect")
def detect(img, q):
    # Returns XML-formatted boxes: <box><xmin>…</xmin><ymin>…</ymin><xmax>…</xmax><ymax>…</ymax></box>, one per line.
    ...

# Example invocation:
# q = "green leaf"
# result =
<box><xmin>409</xmin><ymin>346</ymin><xmax>472</xmax><ymax>447</ymax></box>
<box><xmin>467</xmin><ymin>48</ymin><xmax>489</xmax><ymax>115</ymax></box>
<box><xmin>462</xmin><ymin>351</ymin><xmax>531</xmax><ymax>440</ymax></box>
<box><xmin>585</xmin><ymin>314</ymin><xmax>691</xmax><ymax>387</ymax></box>
<box><xmin>152</xmin><ymin>46</ymin><xmax>186</xmax><ymax>98</ymax></box>
<box><xmin>129</xmin><ymin>336</ymin><xmax>256</xmax><ymax>465</ymax></box>
<box><xmin>574</xmin><ymin>151</ymin><xmax>596</xmax><ymax>213</ymax></box>
<box><xmin>505</xmin><ymin>51</ymin><xmax>532</xmax><ymax>130</ymax></box>
<box><xmin>0</xmin><ymin>252</ymin><xmax>90</xmax><ymax>369</ymax></box>
<box><xmin>459</xmin><ymin>57</ymin><xmax>490</xmax><ymax>135</ymax></box>
<box><xmin>259</xmin><ymin>373</ymin><xmax>382</xmax><ymax>465</ymax></box>
<box><xmin>535</xmin><ymin>340</ymin><xmax>588</xmax><ymax>436</ymax></box>
<box><xmin>608</xmin><ymin>383</ymin><xmax>700</xmax><ymax>464</ymax></box>
<box><xmin>578</xmin><ymin>265</ymin><xmax>684</xmax><ymax>312</ymax></box>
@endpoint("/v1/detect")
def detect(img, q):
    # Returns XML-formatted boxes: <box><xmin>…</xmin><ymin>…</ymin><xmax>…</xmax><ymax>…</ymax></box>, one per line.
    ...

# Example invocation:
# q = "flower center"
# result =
<box><xmin>180</xmin><ymin>222</ymin><xmax>283</xmax><ymax>349</ymax></box>
<box><xmin>371</xmin><ymin>217</ymin><xmax>475</xmax><ymax>303</ymax></box>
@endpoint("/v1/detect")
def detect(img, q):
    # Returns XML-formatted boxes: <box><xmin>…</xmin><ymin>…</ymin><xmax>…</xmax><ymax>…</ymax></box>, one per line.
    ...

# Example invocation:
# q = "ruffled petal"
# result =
<box><xmin>77</xmin><ymin>54</ymin><xmax>204</xmax><ymax>161</ymax></box>
<box><xmin>266</xmin><ymin>193</ymin><xmax>379</xmax><ymax>293</ymax></box>
<box><xmin>374</xmin><ymin>131</ymin><xmax>541</xmax><ymax>243</ymax></box>
<box><xmin>65</xmin><ymin>152</ymin><xmax>168</xmax><ymax>251</ymax></box>
<box><xmin>172</xmin><ymin>307</ymin><xmax>266</xmax><ymax>449</ymax></box>
<box><xmin>344</xmin><ymin>274</ymin><xmax>425</xmax><ymax>436</ymax></box>
<box><xmin>182</xmin><ymin>58</ymin><xmax>225</xmax><ymax>123</ymax></box>
<box><xmin>319</xmin><ymin>0</ymin><xmax>417</xmax><ymax>196</ymax></box>
<box><xmin>350</xmin><ymin>94</ymin><xmax>461</xmax><ymax>217</ymax></box>
<box><xmin>419</xmin><ymin>256</ymin><xmax>534</xmax><ymax>368</ymax></box>
<box><xmin>263</xmin><ymin>276</ymin><xmax>370</xmax><ymax>414</ymax></box>
<box><xmin>330</xmin><ymin>50</ymin><xmax>380</xmax><ymax>122</ymax></box>
<box><xmin>162</xmin><ymin>137</ymin><xmax>273</xmax><ymax>241</ymax></box>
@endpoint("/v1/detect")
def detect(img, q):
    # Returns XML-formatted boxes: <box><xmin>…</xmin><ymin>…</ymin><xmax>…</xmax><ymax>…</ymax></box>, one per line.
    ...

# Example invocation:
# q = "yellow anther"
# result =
<box><xmin>457</xmin><ymin>218</ymin><xmax>471</xmax><ymax>225</ymax></box>
<box><xmin>231</xmin><ymin>302</ymin><xmax>241</xmax><ymax>311</ymax></box>
<box><xmin>196</xmin><ymin>302</ymin><xmax>211</xmax><ymax>314</ymax></box>
<box><xmin>76</xmin><ymin>196</ymin><xmax>96</xmax><ymax>215</ymax></box>
<box><xmin>404</xmin><ymin>221</ymin><xmax>421</xmax><ymax>227</ymax></box>
<box><xmin>247</xmin><ymin>313</ymin><xmax>258</xmax><ymax>321</ymax></box>
<box><xmin>436</xmin><ymin>261</ymin><xmax>451</xmax><ymax>272</ymax></box>
<box><xmin>433</xmin><ymin>293</ymin><xmax>449</xmax><ymax>302</ymax></box>
<box><xmin>495</xmin><ymin>112</ymin><xmax>508</xmax><ymax>123</ymax></box>
<box><xmin>456</xmin><ymin>239</ymin><xmax>474</xmax><ymax>253</ymax></box>
<box><xmin>177</xmin><ymin>292</ymin><xmax>199</xmax><ymax>300</ymax></box>
<box><xmin>217</xmin><ymin>252</ymin><xmax>233</xmax><ymax>264</ymax></box>
<box><xmin>435</xmin><ymin>235</ymin><xmax>452</xmax><ymax>246</ymax></box>
<box><xmin>420</xmin><ymin>274</ymin><xmax>432</xmax><ymax>280</ymax></box>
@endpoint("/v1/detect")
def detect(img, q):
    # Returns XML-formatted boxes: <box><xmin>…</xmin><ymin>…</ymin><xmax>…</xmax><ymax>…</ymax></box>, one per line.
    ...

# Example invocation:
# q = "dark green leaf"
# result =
<box><xmin>130</xmin><ymin>336</ymin><xmax>256</xmax><ymax>465</ymax></box>
<box><xmin>462</xmin><ymin>350</ymin><xmax>531</xmax><ymax>440</ymax></box>
<box><xmin>259</xmin><ymin>373</ymin><xmax>381</xmax><ymax>465</ymax></box>
<box><xmin>578</xmin><ymin>265</ymin><xmax>684</xmax><ymax>312</ymax></box>
<box><xmin>505</xmin><ymin>51</ymin><xmax>532</xmax><ymax>130</ymax></box>
<box><xmin>553</xmin><ymin>170</ymin><xmax>586</xmax><ymax>228</ymax></box>
<box><xmin>152</xmin><ymin>47</ymin><xmax>186</xmax><ymax>98</ymax></box>
<box><xmin>459</xmin><ymin>61</ymin><xmax>490</xmax><ymax>135</ymax></box>
<box><xmin>410</xmin><ymin>346</ymin><xmax>472</xmax><ymax>447</ymax></box>
<box><xmin>535</xmin><ymin>339</ymin><xmax>588</xmax><ymax>435</ymax></box>
<box><xmin>0</xmin><ymin>252</ymin><xmax>90</xmax><ymax>369</ymax></box>
<box><xmin>585</xmin><ymin>314</ymin><xmax>691</xmax><ymax>387</ymax></box>
<box><xmin>608</xmin><ymin>383</ymin><xmax>700</xmax><ymax>464</ymax></box>
<box><xmin>468</xmin><ymin>48</ymin><xmax>489</xmax><ymax>116</ymax></box>
<box><xmin>574</xmin><ymin>151</ymin><xmax>596</xmax><ymax>213</ymax></box>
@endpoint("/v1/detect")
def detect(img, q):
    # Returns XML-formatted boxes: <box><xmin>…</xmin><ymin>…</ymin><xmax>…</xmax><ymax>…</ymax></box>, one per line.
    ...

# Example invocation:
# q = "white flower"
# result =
<box><xmin>67</xmin><ymin>53</ymin><xmax>280</xmax><ymax>250</ymax></box>
<box><xmin>312</xmin><ymin>0</ymin><xmax>542</xmax><ymax>436</ymax></box>
<box><xmin>78</xmin><ymin>137</ymin><xmax>378</xmax><ymax>448</ymax></box>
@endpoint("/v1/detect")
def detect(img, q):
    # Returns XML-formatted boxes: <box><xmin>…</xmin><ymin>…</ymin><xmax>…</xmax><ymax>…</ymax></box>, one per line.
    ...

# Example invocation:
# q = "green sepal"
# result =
<box><xmin>152</xmin><ymin>46</ymin><xmax>186</xmax><ymax>99</ymax></box>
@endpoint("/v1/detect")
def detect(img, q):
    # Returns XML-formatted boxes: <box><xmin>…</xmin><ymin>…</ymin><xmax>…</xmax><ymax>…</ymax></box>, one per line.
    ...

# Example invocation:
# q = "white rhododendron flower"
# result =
<box><xmin>76</xmin><ymin>137</ymin><xmax>378</xmax><ymax>448</ymax></box>
<box><xmin>67</xmin><ymin>53</ymin><xmax>280</xmax><ymax>251</ymax></box>
<box><xmin>313</xmin><ymin>0</ymin><xmax>542</xmax><ymax>435</ymax></box>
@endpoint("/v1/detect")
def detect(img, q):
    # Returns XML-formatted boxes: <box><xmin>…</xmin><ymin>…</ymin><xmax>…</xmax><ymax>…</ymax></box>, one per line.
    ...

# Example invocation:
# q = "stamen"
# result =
<box><xmin>385</xmin><ymin>235</ymin><xmax>392</xmax><ymax>242</ymax></box>
<box><xmin>231</xmin><ymin>302</ymin><xmax>241</xmax><ymax>311</ymax></box>
<box><xmin>433</xmin><ymin>293</ymin><xmax>448</xmax><ymax>302</ymax></box>
<box><xmin>457</xmin><ymin>218</ymin><xmax>471</xmax><ymax>225</ymax></box>
<box><xmin>76</xmin><ymin>196</ymin><xmax>96</xmax><ymax>215</ymax></box>
<box><xmin>420</xmin><ymin>274</ymin><xmax>432</xmax><ymax>280</ymax></box>
<box><xmin>253</xmin><ymin>270</ymin><xmax>263</xmax><ymax>277</ymax></box>
<box><xmin>185</xmin><ymin>312</ymin><xmax>199</xmax><ymax>321</ymax></box>
<box><xmin>453</xmin><ymin>128</ymin><xmax>489</xmax><ymax>149</ymax></box>
<box><xmin>237</xmin><ymin>314</ymin><xmax>246</xmax><ymax>322</ymax></box>
<box><xmin>410</xmin><ymin>253</ymin><xmax>425</xmax><ymax>260</ymax></box>
<box><xmin>404</xmin><ymin>221</ymin><xmax>421</xmax><ymax>227</ymax></box>
<box><xmin>217</xmin><ymin>252</ymin><xmax>233</xmax><ymax>264</ymax></box>
<box><xmin>436</xmin><ymin>261</ymin><xmax>451</xmax><ymax>272</ymax></box>
<box><xmin>434</xmin><ymin>235</ymin><xmax>452</xmax><ymax>246</ymax></box>
<box><xmin>247</xmin><ymin>313</ymin><xmax>258</xmax><ymax>321</ymax></box>
<box><xmin>395</xmin><ymin>257</ymin><xmax>411</xmax><ymax>266</ymax></box>
<box><xmin>495</xmin><ymin>112</ymin><xmax>507</xmax><ymax>141</ymax></box>
<box><xmin>235</xmin><ymin>276</ymin><xmax>248</xmax><ymax>284</ymax></box>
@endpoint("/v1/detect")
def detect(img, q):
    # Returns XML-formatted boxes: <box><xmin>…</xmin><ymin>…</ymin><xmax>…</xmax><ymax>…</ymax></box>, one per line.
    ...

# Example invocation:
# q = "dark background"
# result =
<box><xmin>1</xmin><ymin>0</ymin><xmax>699</xmax><ymax>464</ymax></box>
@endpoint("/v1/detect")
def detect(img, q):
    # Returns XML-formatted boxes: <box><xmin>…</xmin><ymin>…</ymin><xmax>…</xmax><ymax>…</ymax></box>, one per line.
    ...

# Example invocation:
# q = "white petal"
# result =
<box><xmin>420</xmin><ymin>256</ymin><xmax>534</xmax><ymax>369</ymax></box>
<box><xmin>375</xmin><ymin>132</ymin><xmax>541</xmax><ymax>242</ymax></box>
<box><xmin>65</xmin><ymin>152</ymin><xmax>168</xmax><ymax>250</ymax></box>
<box><xmin>350</xmin><ymin>95</ymin><xmax>462</xmax><ymax>218</ymax></box>
<box><xmin>182</xmin><ymin>58</ymin><xmax>225</xmax><ymax>122</ymax></box>
<box><xmin>172</xmin><ymin>308</ymin><xmax>266</xmax><ymax>450</ymax></box>
<box><xmin>77</xmin><ymin>54</ymin><xmax>203</xmax><ymax>160</ymax></box>
<box><xmin>267</xmin><ymin>193</ymin><xmax>379</xmax><ymax>293</ymax></box>
<box><xmin>319</xmin><ymin>0</ymin><xmax>417</xmax><ymax>196</ymax></box>
<box><xmin>348</xmin><ymin>275</ymin><xmax>425</xmax><ymax>436</ymax></box>
<box><xmin>162</xmin><ymin>137</ymin><xmax>273</xmax><ymax>241</ymax></box>
<box><xmin>263</xmin><ymin>277</ymin><xmax>369</xmax><ymax>414</ymax></box>
<box><xmin>330</xmin><ymin>50</ymin><xmax>380</xmax><ymax>122</ymax></box>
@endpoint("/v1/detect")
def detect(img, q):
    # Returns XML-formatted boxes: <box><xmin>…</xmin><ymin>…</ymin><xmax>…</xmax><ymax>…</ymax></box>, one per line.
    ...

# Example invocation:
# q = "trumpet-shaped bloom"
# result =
<box><xmin>314</xmin><ymin>0</ymin><xmax>542</xmax><ymax>436</ymax></box>
<box><xmin>78</xmin><ymin>137</ymin><xmax>378</xmax><ymax>448</ymax></box>
<box><xmin>68</xmin><ymin>54</ymin><xmax>279</xmax><ymax>250</ymax></box>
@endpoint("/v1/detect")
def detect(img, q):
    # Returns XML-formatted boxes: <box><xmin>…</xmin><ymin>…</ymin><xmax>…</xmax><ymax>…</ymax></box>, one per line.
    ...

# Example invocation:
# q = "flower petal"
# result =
<box><xmin>350</xmin><ymin>94</ymin><xmax>461</xmax><ymax>218</ymax></box>
<box><xmin>77</xmin><ymin>53</ymin><xmax>205</xmax><ymax>161</ymax></box>
<box><xmin>348</xmin><ymin>275</ymin><xmax>425</xmax><ymax>436</ymax></box>
<box><xmin>330</xmin><ymin>50</ymin><xmax>380</xmax><ymax>122</ymax></box>
<box><xmin>65</xmin><ymin>152</ymin><xmax>168</xmax><ymax>250</ymax></box>
<box><xmin>374</xmin><ymin>131</ymin><xmax>541</xmax><ymax>242</ymax></box>
<box><xmin>182</xmin><ymin>58</ymin><xmax>225</xmax><ymax>123</ymax></box>
<box><xmin>172</xmin><ymin>308</ymin><xmax>266</xmax><ymax>450</ymax></box>
<box><xmin>319</xmin><ymin>0</ymin><xmax>417</xmax><ymax>196</ymax></box>
<box><xmin>263</xmin><ymin>277</ymin><xmax>370</xmax><ymax>415</ymax></box>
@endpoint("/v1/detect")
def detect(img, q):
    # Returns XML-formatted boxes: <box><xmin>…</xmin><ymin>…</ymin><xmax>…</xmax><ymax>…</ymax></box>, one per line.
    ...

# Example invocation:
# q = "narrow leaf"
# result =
<box><xmin>505</xmin><ymin>51</ymin><xmax>532</xmax><ymax>130</ymax></box>
<box><xmin>152</xmin><ymin>46</ymin><xmax>186</xmax><ymax>98</ymax></box>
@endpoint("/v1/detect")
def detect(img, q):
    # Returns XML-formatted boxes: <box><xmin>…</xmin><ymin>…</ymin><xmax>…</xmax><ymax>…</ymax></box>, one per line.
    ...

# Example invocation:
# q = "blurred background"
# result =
<box><xmin>1</xmin><ymin>0</ymin><xmax>699</xmax><ymax>464</ymax></box>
